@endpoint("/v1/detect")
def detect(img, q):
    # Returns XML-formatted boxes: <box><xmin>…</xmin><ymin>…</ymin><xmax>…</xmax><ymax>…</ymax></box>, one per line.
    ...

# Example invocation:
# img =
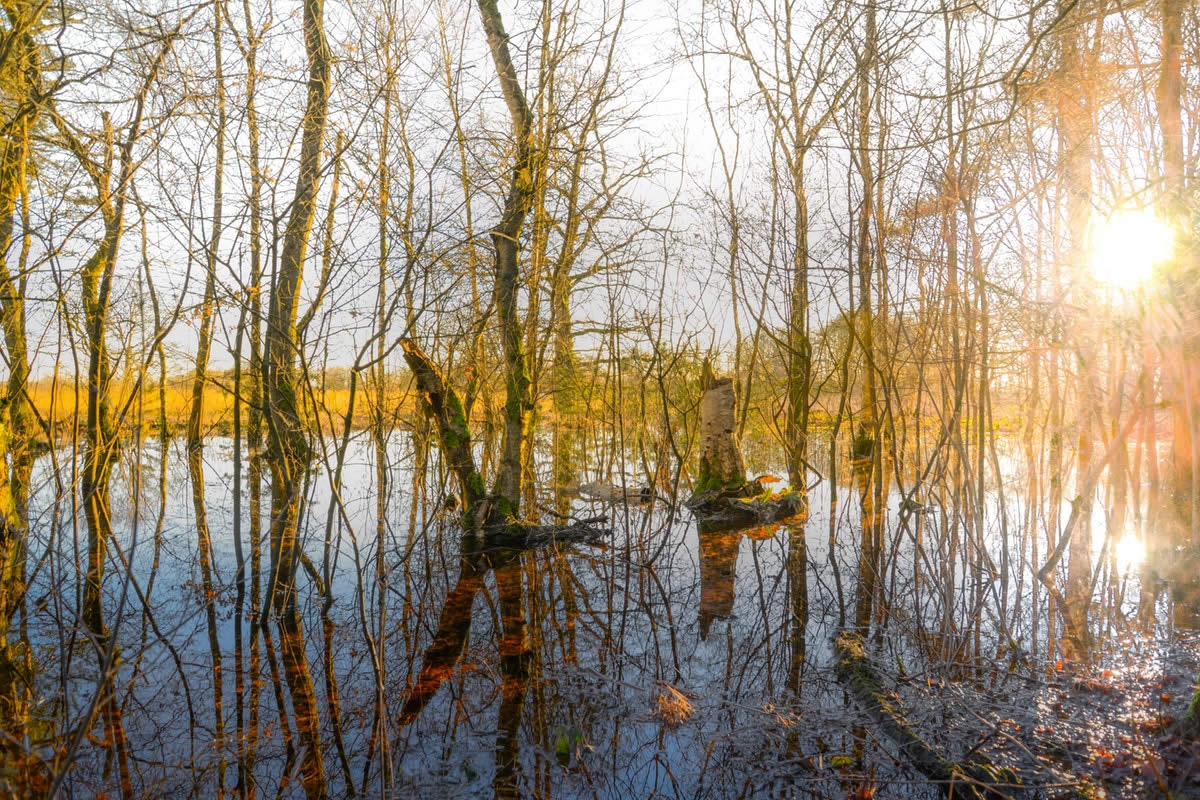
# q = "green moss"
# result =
<box><xmin>465</xmin><ymin>473</ymin><xmax>486</xmax><ymax>502</ymax></box>
<box><xmin>492</xmin><ymin>495</ymin><xmax>519</xmax><ymax>524</ymax></box>
<box><xmin>695</xmin><ymin>454</ymin><xmax>745</xmax><ymax>495</ymax></box>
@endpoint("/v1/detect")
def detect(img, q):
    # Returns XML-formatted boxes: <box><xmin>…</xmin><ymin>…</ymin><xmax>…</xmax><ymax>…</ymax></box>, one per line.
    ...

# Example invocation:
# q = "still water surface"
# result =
<box><xmin>24</xmin><ymin>435</ymin><xmax>1200</xmax><ymax>798</ymax></box>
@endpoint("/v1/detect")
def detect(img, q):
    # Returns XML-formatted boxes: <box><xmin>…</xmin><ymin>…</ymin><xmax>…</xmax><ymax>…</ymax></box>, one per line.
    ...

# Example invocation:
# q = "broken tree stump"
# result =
<box><xmin>687</xmin><ymin>361</ymin><xmax>806</xmax><ymax>526</ymax></box>
<box><xmin>694</xmin><ymin>361</ymin><xmax>747</xmax><ymax>496</ymax></box>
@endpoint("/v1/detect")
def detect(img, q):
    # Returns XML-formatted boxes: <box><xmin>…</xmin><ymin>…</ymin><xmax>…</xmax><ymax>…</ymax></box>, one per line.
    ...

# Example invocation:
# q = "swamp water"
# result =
<box><xmin>21</xmin><ymin>436</ymin><xmax>1200</xmax><ymax>798</ymax></box>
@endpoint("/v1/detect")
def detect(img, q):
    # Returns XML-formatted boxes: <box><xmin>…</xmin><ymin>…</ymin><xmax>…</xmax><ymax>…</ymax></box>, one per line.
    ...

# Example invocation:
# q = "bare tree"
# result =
<box><xmin>260</xmin><ymin>0</ymin><xmax>331</xmax><ymax>793</ymax></box>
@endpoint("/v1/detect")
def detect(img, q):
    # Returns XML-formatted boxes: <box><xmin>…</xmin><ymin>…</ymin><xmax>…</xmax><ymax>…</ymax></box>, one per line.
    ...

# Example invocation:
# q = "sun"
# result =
<box><xmin>1114</xmin><ymin>532</ymin><xmax>1145</xmax><ymax>573</ymax></box>
<box><xmin>1091</xmin><ymin>209</ymin><xmax>1176</xmax><ymax>289</ymax></box>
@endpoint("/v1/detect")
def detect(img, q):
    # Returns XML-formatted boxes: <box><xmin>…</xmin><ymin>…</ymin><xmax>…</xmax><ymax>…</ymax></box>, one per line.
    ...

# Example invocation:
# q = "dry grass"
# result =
<box><xmin>652</xmin><ymin>681</ymin><xmax>696</xmax><ymax>727</ymax></box>
<box><xmin>25</xmin><ymin>375</ymin><xmax>417</xmax><ymax>437</ymax></box>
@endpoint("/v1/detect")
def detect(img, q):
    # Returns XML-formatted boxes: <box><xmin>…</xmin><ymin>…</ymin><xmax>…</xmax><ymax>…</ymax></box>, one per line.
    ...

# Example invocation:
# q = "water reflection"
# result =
<box><xmin>394</xmin><ymin>536</ymin><xmax>532</xmax><ymax>797</ymax></box>
<box><xmin>396</xmin><ymin>538</ymin><xmax>491</xmax><ymax>728</ymax></box>
<box><xmin>21</xmin><ymin>437</ymin><xmax>1200</xmax><ymax>798</ymax></box>
<box><xmin>696</xmin><ymin>526</ymin><xmax>741</xmax><ymax>640</ymax></box>
<box><xmin>697</xmin><ymin>521</ymin><xmax>806</xmax><ymax>661</ymax></box>
<box><xmin>493</xmin><ymin>549</ymin><xmax>530</xmax><ymax>800</ymax></box>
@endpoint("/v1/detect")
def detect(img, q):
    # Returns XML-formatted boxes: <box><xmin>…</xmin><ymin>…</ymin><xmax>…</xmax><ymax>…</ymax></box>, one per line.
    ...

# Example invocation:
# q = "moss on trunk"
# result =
<box><xmin>693</xmin><ymin>366</ymin><xmax>747</xmax><ymax>498</ymax></box>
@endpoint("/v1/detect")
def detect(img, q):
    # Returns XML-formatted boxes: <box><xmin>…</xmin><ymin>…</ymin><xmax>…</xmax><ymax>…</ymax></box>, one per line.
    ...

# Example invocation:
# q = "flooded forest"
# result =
<box><xmin>1</xmin><ymin>0</ymin><xmax>1200</xmax><ymax>797</ymax></box>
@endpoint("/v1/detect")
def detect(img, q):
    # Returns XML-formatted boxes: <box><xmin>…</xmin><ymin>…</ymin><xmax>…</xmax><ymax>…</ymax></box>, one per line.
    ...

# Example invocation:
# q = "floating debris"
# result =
<box><xmin>652</xmin><ymin>681</ymin><xmax>697</xmax><ymax>727</ymax></box>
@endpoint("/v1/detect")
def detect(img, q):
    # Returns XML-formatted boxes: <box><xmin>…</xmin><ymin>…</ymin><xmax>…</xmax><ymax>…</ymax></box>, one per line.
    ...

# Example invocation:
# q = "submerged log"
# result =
<box><xmin>493</xmin><ymin>517</ymin><xmax>611</xmax><ymax>549</ymax></box>
<box><xmin>833</xmin><ymin>631</ymin><xmax>1020</xmax><ymax>799</ymax></box>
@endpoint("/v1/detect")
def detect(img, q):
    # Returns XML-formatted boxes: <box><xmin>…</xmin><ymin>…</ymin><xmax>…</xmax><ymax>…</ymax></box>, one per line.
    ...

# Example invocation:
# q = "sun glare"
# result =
<box><xmin>1114</xmin><ymin>533</ymin><xmax>1146</xmax><ymax>573</ymax></box>
<box><xmin>1091</xmin><ymin>209</ymin><xmax>1175</xmax><ymax>289</ymax></box>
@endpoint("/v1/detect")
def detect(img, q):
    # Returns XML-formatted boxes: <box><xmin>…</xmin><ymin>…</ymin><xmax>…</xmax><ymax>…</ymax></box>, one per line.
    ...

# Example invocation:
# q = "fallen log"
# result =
<box><xmin>576</xmin><ymin>481</ymin><xmax>660</xmax><ymax>504</ymax></box>
<box><xmin>833</xmin><ymin>631</ymin><xmax>1020</xmax><ymax>799</ymax></box>
<box><xmin>492</xmin><ymin>517</ymin><xmax>611</xmax><ymax>549</ymax></box>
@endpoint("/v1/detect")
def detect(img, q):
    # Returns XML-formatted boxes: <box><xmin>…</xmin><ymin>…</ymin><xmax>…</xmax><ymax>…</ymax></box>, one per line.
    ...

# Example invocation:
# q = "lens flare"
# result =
<box><xmin>1114</xmin><ymin>533</ymin><xmax>1145</xmax><ymax>573</ymax></box>
<box><xmin>1091</xmin><ymin>209</ymin><xmax>1175</xmax><ymax>289</ymax></box>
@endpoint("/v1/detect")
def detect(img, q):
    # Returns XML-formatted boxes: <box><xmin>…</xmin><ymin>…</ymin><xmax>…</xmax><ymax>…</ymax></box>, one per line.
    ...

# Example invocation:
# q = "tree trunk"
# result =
<box><xmin>853</xmin><ymin>0</ymin><xmax>882</xmax><ymax>633</ymax></box>
<box><xmin>401</xmin><ymin>340</ymin><xmax>488</xmax><ymax>529</ymax></box>
<box><xmin>477</xmin><ymin>0</ymin><xmax>536</xmax><ymax>519</ymax></box>
<box><xmin>188</xmin><ymin>7</ymin><xmax>227</xmax><ymax>792</ymax></box>
<box><xmin>1057</xmin><ymin>0</ymin><xmax>1096</xmax><ymax>660</ymax></box>
<box><xmin>694</xmin><ymin>364</ymin><xmax>747</xmax><ymax>496</ymax></box>
<box><xmin>261</xmin><ymin>0</ymin><xmax>331</xmax><ymax>793</ymax></box>
<box><xmin>1158</xmin><ymin>0</ymin><xmax>1198</xmax><ymax>558</ymax></box>
<box><xmin>0</xmin><ymin>0</ymin><xmax>40</xmax><ymax>759</ymax></box>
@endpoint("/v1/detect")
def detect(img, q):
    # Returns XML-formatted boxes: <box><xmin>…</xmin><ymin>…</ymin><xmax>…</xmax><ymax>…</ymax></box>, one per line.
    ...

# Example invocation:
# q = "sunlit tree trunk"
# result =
<box><xmin>187</xmin><ymin>7</ymin><xmax>227</xmax><ymax>792</ymax></box>
<box><xmin>852</xmin><ymin>0</ymin><xmax>881</xmax><ymax>632</ymax></box>
<box><xmin>1157</xmin><ymin>0</ymin><xmax>1184</xmax><ymax>219</ymax></box>
<box><xmin>262</xmin><ymin>0</ymin><xmax>330</xmax><ymax>792</ymax></box>
<box><xmin>1158</xmin><ymin>0</ymin><xmax>1196</xmax><ymax>546</ymax></box>
<box><xmin>478</xmin><ymin>0</ymin><xmax>536</xmax><ymax>519</ymax></box>
<box><xmin>786</xmin><ymin>157</ymin><xmax>812</xmax><ymax>493</ymax></box>
<box><xmin>0</xmin><ymin>0</ymin><xmax>40</xmax><ymax>760</ymax></box>
<box><xmin>225</xmin><ymin>0</ymin><xmax>269</xmax><ymax>787</ymax></box>
<box><xmin>1057</xmin><ymin>0</ymin><xmax>1097</xmax><ymax>659</ymax></box>
<box><xmin>1138</xmin><ymin>355</ymin><xmax>1160</xmax><ymax>624</ymax></box>
<box><xmin>550</xmin><ymin>279</ymin><xmax>580</xmax><ymax>512</ymax></box>
<box><xmin>520</xmin><ymin>3</ymin><xmax>554</xmax><ymax>513</ymax></box>
<box><xmin>366</xmin><ymin>49</ymin><xmax>393</xmax><ymax>789</ymax></box>
<box><xmin>1153</xmin><ymin>0</ymin><xmax>1200</xmax><ymax>625</ymax></box>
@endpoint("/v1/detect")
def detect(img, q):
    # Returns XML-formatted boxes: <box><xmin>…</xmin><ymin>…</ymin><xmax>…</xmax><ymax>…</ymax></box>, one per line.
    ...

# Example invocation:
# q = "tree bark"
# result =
<box><xmin>477</xmin><ymin>0</ymin><xmax>536</xmax><ymax>519</ymax></box>
<box><xmin>401</xmin><ymin>339</ymin><xmax>488</xmax><ymax>529</ymax></box>
<box><xmin>187</xmin><ymin>7</ymin><xmax>227</xmax><ymax>793</ymax></box>
<box><xmin>1056</xmin><ymin>0</ymin><xmax>1097</xmax><ymax>660</ymax></box>
<box><xmin>261</xmin><ymin>0</ymin><xmax>331</xmax><ymax>792</ymax></box>
<box><xmin>694</xmin><ymin>365</ymin><xmax>747</xmax><ymax>496</ymax></box>
<box><xmin>0</xmin><ymin>0</ymin><xmax>40</xmax><ymax>760</ymax></box>
<box><xmin>852</xmin><ymin>1</ymin><xmax>882</xmax><ymax>633</ymax></box>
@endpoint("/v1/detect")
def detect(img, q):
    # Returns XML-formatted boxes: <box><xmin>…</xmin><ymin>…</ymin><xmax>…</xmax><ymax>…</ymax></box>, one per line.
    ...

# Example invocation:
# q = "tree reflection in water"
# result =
<box><xmin>395</xmin><ymin>537</ymin><xmax>531</xmax><ymax>798</ymax></box>
<box><xmin>21</xmin><ymin>447</ymin><xmax>1200</xmax><ymax>798</ymax></box>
